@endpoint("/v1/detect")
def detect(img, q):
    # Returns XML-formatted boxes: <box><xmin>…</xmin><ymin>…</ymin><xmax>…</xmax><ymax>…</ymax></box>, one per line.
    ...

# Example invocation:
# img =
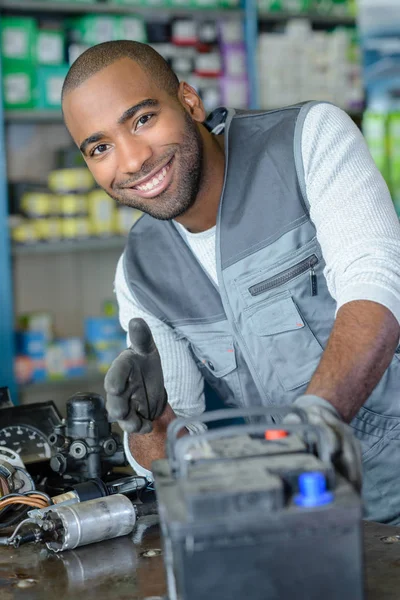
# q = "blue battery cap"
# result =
<box><xmin>294</xmin><ymin>472</ymin><xmax>334</xmax><ymax>507</ymax></box>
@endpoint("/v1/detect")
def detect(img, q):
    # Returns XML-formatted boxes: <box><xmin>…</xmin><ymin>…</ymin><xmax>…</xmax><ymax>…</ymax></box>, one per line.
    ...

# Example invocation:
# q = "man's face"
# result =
<box><xmin>63</xmin><ymin>58</ymin><xmax>204</xmax><ymax>220</ymax></box>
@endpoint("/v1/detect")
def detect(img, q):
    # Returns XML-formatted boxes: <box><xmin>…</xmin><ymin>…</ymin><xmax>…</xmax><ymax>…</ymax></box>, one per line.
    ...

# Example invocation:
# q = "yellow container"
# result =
<box><xmin>20</xmin><ymin>191</ymin><xmax>52</xmax><ymax>218</ymax></box>
<box><xmin>61</xmin><ymin>217</ymin><xmax>91</xmax><ymax>239</ymax></box>
<box><xmin>10</xmin><ymin>220</ymin><xmax>39</xmax><ymax>244</ymax></box>
<box><xmin>35</xmin><ymin>218</ymin><xmax>63</xmax><ymax>241</ymax></box>
<box><xmin>49</xmin><ymin>195</ymin><xmax>62</xmax><ymax>217</ymax></box>
<box><xmin>88</xmin><ymin>189</ymin><xmax>115</xmax><ymax>236</ymax></box>
<box><xmin>48</xmin><ymin>168</ymin><xmax>94</xmax><ymax>193</ymax></box>
<box><xmin>59</xmin><ymin>194</ymin><xmax>88</xmax><ymax>217</ymax></box>
<box><xmin>114</xmin><ymin>206</ymin><xmax>142</xmax><ymax>235</ymax></box>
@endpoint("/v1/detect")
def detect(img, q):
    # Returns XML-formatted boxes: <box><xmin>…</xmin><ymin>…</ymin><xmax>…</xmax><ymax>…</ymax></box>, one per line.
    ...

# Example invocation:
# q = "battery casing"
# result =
<box><xmin>153</xmin><ymin>417</ymin><xmax>364</xmax><ymax>600</ymax></box>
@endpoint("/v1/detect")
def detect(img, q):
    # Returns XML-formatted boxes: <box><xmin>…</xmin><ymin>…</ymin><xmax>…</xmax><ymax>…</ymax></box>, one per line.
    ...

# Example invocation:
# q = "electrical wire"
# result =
<box><xmin>0</xmin><ymin>506</ymin><xmax>30</xmax><ymax>530</ymax></box>
<box><xmin>0</xmin><ymin>491</ymin><xmax>51</xmax><ymax>511</ymax></box>
<box><xmin>0</xmin><ymin>475</ymin><xmax>10</xmax><ymax>497</ymax></box>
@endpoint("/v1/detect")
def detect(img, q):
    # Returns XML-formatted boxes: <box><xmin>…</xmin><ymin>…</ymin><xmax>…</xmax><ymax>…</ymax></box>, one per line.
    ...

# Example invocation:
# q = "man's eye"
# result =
<box><xmin>136</xmin><ymin>114</ymin><xmax>153</xmax><ymax>129</ymax></box>
<box><xmin>91</xmin><ymin>144</ymin><xmax>109</xmax><ymax>156</ymax></box>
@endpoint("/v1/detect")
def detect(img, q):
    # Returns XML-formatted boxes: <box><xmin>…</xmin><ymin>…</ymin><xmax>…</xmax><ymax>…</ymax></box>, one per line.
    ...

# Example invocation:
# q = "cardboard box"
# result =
<box><xmin>16</xmin><ymin>331</ymin><xmax>46</xmax><ymax>382</ymax></box>
<box><xmin>18</xmin><ymin>312</ymin><xmax>54</xmax><ymax>343</ymax></box>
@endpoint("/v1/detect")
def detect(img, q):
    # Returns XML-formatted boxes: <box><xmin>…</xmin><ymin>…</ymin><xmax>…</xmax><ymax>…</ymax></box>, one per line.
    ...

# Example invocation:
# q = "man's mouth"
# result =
<box><xmin>129</xmin><ymin>156</ymin><xmax>174</xmax><ymax>199</ymax></box>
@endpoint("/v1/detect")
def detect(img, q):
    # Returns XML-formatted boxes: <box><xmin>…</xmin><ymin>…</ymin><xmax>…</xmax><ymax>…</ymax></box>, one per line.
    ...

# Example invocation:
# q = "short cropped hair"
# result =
<box><xmin>62</xmin><ymin>40</ymin><xmax>180</xmax><ymax>101</ymax></box>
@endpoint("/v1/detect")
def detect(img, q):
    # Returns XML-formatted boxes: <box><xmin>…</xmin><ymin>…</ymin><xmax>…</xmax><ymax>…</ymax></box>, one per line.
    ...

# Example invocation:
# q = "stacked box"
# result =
<box><xmin>85</xmin><ymin>317</ymin><xmax>126</xmax><ymax>373</ymax></box>
<box><xmin>1</xmin><ymin>16</ymin><xmax>37</xmax><ymax>109</ymax></box>
<box><xmin>16</xmin><ymin>331</ymin><xmax>47</xmax><ymax>382</ymax></box>
<box><xmin>37</xmin><ymin>29</ymin><xmax>65</xmax><ymax>65</ymax></box>
<box><xmin>117</xmin><ymin>16</ymin><xmax>147</xmax><ymax>42</ymax></box>
<box><xmin>1</xmin><ymin>17</ymin><xmax>68</xmax><ymax>110</ymax></box>
<box><xmin>2</xmin><ymin>60</ymin><xmax>36</xmax><ymax>109</ymax></box>
<box><xmin>1</xmin><ymin>17</ymin><xmax>37</xmax><ymax>61</ymax></box>
<box><xmin>69</xmin><ymin>15</ymin><xmax>119</xmax><ymax>46</ymax></box>
<box><xmin>36</xmin><ymin>65</ymin><xmax>69</xmax><ymax>109</ymax></box>
<box><xmin>46</xmin><ymin>338</ymin><xmax>87</xmax><ymax>380</ymax></box>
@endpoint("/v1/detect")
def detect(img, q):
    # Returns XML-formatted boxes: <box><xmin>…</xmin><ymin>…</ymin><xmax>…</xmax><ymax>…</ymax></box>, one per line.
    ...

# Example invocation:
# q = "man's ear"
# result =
<box><xmin>178</xmin><ymin>81</ymin><xmax>206</xmax><ymax>123</ymax></box>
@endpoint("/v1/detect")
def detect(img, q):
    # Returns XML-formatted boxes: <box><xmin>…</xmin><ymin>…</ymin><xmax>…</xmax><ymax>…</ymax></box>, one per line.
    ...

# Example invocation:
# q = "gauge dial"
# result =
<box><xmin>0</xmin><ymin>425</ymin><xmax>51</xmax><ymax>463</ymax></box>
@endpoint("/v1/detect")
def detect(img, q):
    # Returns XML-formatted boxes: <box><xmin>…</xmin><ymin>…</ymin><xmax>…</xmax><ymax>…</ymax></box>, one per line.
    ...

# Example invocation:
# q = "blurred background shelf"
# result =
<box><xmin>5</xmin><ymin>110</ymin><xmax>63</xmax><ymax>123</ymax></box>
<box><xmin>12</xmin><ymin>237</ymin><xmax>127</xmax><ymax>256</ymax></box>
<box><xmin>0</xmin><ymin>1</ymin><xmax>243</xmax><ymax>19</ymax></box>
<box><xmin>20</xmin><ymin>370</ymin><xmax>104</xmax><ymax>394</ymax></box>
<box><xmin>258</xmin><ymin>11</ymin><xmax>356</xmax><ymax>25</ymax></box>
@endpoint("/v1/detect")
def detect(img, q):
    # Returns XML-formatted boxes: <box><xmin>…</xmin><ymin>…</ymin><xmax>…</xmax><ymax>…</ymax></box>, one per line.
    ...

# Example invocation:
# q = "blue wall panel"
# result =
<box><xmin>0</xmin><ymin>30</ymin><xmax>17</xmax><ymax>401</ymax></box>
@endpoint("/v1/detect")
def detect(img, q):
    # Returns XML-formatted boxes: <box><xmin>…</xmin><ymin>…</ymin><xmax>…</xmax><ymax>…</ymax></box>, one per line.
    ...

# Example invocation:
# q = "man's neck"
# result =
<box><xmin>174</xmin><ymin>128</ymin><xmax>225</xmax><ymax>233</ymax></box>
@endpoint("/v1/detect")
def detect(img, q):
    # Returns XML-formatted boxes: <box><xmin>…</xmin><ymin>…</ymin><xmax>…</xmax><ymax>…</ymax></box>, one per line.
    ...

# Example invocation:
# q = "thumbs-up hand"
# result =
<box><xmin>104</xmin><ymin>318</ymin><xmax>168</xmax><ymax>434</ymax></box>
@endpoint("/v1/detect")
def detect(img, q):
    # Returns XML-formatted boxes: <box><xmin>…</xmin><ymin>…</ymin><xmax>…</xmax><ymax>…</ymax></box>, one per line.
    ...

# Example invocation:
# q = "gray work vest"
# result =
<box><xmin>124</xmin><ymin>103</ymin><xmax>400</xmax><ymax>524</ymax></box>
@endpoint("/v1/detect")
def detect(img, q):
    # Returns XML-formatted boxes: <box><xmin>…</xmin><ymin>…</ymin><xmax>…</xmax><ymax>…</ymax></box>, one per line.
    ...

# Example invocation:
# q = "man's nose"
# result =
<box><xmin>117</xmin><ymin>135</ymin><xmax>153</xmax><ymax>176</ymax></box>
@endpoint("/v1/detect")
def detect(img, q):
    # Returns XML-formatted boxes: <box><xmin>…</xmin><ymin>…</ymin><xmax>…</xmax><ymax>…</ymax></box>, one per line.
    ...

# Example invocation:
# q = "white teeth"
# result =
<box><xmin>136</xmin><ymin>160</ymin><xmax>171</xmax><ymax>192</ymax></box>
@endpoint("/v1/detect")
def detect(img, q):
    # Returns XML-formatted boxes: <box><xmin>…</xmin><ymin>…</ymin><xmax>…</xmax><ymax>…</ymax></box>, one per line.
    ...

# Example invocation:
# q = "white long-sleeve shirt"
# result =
<box><xmin>115</xmin><ymin>103</ymin><xmax>400</xmax><ymax>475</ymax></box>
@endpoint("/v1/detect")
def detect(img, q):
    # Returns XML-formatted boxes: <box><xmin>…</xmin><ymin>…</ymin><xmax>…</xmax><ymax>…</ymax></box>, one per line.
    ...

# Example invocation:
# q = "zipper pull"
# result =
<box><xmin>310</xmin><ymin>264</ymin><xmax>318</xmax><ymax>297</ymax></box>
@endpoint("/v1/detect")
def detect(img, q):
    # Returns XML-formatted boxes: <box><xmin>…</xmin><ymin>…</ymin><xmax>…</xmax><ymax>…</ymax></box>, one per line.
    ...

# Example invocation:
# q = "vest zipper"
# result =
<box><xmin>249</xmin><ymin>254</ymin><xmax>319</xmax><ymax>297</ymax></box>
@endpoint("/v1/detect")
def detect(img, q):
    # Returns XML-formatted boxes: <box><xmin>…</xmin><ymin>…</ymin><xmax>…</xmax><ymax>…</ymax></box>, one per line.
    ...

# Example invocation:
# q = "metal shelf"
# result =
<box><xmin>258</xmin><ymin>11</ymin><xmax>356</xmax><ymax>26</ymax></box>
<box><xmin>5</xmin><ymin>110</ymin><xmax>62</xmax><ymax>124</ymax></box>
<box><xmin>20</xmin><ymin>370</ymin><xmax>105</xmax><ymax>393</ymax></box>
<box><xmin>12</xmin><ymin>236</ymin><xmax>127</xmax><ymax>256</ymax></box>
<box><xmin>0</xmin><ymin>0</ymin><xmax>243</xmax><ymax>19</ymax></box>
<box><xmin>5</xmin><ymin>110</ymin><xmax>63</xmax><ymax>124</ymax></box>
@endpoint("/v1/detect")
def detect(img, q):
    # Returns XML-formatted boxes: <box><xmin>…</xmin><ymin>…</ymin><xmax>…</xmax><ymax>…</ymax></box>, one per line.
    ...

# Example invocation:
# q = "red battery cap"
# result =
<box><xmin>264</xmin><ymin>430</ymin><xmax>288</xmax><ymax>440</ymax></box>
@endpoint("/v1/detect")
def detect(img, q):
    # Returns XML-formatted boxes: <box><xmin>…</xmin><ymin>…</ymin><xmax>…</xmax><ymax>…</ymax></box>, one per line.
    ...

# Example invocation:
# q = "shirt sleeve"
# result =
<box><xmin>302</xmin><ymin>102</ymin><xmax>400</xmax><ymax>323</ymax></box>
<box><xmin>114</xmin><ymin>254</ymin><xmax>206</xmax><ymax>475</ymax></box>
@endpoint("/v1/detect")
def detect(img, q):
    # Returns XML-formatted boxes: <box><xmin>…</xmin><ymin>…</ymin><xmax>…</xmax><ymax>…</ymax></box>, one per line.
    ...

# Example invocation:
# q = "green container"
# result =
<box><xmin>388</xmin><ymin>113</ymin><xmax>400</xmax><ymax>215</ymax></box>
<box><xmin>363</xmin><ymin>111</ymin><xmax>390</xmax><ymax>192</ymax></box>
<box><xmin>2</xmin><ymin>60</ymin><xmax>36</xmax><ymax>109</ymax></box>
<box><xmin>51</xmin><ymin>0</ymin><xmax>96</xmax><ymax>3</ymax></box>
<box><xmin>36</xmin><ymin>65</ymin><xmax>69</xmax><ymax>109</ymax></box>
<box><xmin>218</xmin><ymin>0</ymin><xmax>240</xmax><ymax>8</ymax></box>
<box><xmin>109</xmin><ymin>0</ymin><xmax>144</xmax><ymax>4</ymax></box>
<box><xmin>1</xmin><ymin>17</ymin><xmax>37</xmax><ymax>62</ymax></box>
<box><xmin>117</xmin><ymin>16</ymin><xmax>147</xmax><ymax>42</ymax></box>
<box><xmin>283</xmin><ymin>0</ymin><xmax>312</xmax><ymax>11</ymax></box>
<box><xmin>69</xmin><ymin>15</ymin><xmax>119</xmax><ymax>45</ymax></box>
<box><xmin>37</xmin><ymin>29</ymin><xmax>65</xmax><ymax>65</ymax></box>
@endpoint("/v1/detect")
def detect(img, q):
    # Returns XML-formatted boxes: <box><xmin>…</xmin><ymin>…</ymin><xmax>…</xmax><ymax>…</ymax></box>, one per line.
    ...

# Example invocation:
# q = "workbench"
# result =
<box><xmin>0</xmin><ymin>520</ymin><xmax>398</xmax><ymax>599</ymax></box>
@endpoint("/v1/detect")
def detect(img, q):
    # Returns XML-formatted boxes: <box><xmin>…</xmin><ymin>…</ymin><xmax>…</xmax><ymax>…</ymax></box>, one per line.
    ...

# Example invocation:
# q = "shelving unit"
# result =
<box><xmin>258</xmin><ymin>10</ymin><xmax>356</xmax><ymax>26</ymax></box>
<box><xmin>0</xmin><ymin>0</ymin><xmax>361</xmax><ymax>402</ymax></box>
<box><xmin>12</xmin><ymin>237</ymin><xmax>127</xmax><ymax>256</ymax></box>
<box><xmin>0</xmin><ymin>0</ymin><xmax>243</xmax><ymax>19</ymax></box>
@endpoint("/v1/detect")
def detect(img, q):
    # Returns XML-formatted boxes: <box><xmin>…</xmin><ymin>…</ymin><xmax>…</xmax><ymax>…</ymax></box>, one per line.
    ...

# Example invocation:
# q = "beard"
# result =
<box><xmin>109</xmin><ymin>110</ymin><xmax>204</xmax><ymax>221</ymax></box>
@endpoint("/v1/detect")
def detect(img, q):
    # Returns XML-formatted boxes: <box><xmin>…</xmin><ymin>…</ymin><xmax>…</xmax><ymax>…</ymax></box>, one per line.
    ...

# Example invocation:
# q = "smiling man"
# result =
<box><xmin>62</xmin><ymin>40</ymin><xmax>400</xmax><ymax>524</ymax></box>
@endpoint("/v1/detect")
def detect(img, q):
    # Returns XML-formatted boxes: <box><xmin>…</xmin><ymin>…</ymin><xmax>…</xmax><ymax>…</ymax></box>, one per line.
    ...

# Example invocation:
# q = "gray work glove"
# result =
<box><xmin>104</xmin><ymin>318</ymin><xmax>168</xmax><ymax>434</ymax></box>
<box><xmin>284</xmin><ymin>395</ymin><xmax>362</xmax><ymax>492</ymax></box>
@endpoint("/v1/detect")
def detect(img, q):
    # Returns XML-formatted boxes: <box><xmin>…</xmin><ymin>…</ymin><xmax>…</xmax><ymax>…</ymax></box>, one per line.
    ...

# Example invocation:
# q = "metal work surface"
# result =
<box><xmin>0</xmin><ymin>520</ymin><xmax>399</xmax><ymax>599</ymax></box>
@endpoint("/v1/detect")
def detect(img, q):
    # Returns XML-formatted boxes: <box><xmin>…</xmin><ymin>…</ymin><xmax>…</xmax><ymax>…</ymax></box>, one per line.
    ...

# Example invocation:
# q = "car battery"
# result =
<box><xmin>153</xmin><ymin>407</ymin><xmax>363</xmax><ymax>600</ymax></box>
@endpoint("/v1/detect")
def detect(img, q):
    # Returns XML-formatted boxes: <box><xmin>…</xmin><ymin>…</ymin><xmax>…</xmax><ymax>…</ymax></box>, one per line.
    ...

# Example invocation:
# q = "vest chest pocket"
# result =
<box><xmin>247</xmin><ymin>292</ymin><xmax>323</xmax><ymax>392</ymax></box>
